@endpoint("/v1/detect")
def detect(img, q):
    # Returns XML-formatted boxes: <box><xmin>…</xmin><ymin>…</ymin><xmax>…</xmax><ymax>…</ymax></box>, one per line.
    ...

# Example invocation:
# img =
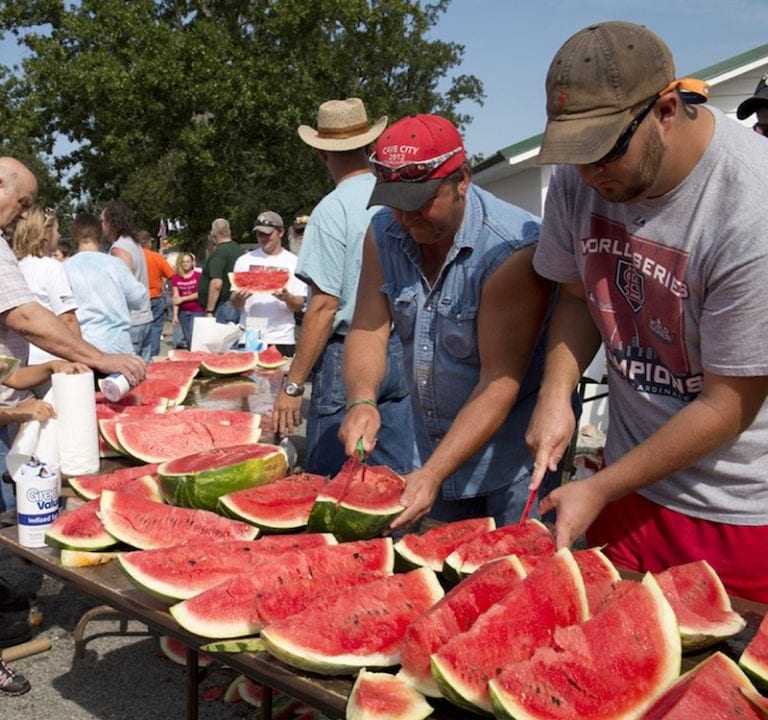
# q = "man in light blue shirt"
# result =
<box><xmin>65</xmin><ymin>213</ymin><xmax>148</xmax><ymax>355</ymax></box>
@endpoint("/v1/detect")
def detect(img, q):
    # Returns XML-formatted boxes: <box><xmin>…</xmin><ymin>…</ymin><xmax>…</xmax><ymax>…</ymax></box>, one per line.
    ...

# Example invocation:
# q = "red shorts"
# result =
<box><xmin>586</xmin><ymin>492</ymin><xmax>768</xmax><ymax>604</ymax></box>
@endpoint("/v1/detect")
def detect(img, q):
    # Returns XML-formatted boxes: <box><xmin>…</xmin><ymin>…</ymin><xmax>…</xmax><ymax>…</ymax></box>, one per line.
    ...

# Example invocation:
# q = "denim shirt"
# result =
<box><xmin>371</xmin><ymin>184</ymin><xmax>545</xmax><ymax>499</ymax></box>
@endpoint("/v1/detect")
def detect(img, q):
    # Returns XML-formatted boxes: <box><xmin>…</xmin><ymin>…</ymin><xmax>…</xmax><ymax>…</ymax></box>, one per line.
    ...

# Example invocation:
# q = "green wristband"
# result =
<box><xmin>346</xmin><ymin>398</ymin><xmax>378</xmax><ymax>411</ymax></box>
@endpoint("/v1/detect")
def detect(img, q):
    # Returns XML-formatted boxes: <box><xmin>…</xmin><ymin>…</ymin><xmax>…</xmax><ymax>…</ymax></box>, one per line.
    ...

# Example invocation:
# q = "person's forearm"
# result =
<box><xmin>285</xmin><ymin>298</ymin><xmax>337</xmax><ymax>385</ymax></box>
<box><xmin>3</xmin><ymin>362</ymin><xmax>55</xmax><ymax>390</ymax></box>
<box><xmin>2</xmin><ymin>302</ymin><xmax>104</xmax><ymax>367</ymax></box>
<box><xmin>343</xmin><ymin>326</ymin><xmax>389</xmax><ymax>403</ymax></box>
<box><xmin>206</xmin><ymin>279</ymin><xmax>222</xmax><ymax>312</ymax></box>
<box><xmin>61</xmin><ymin>310</ymin><xmax>82</xmax><ymax>339</ymax></box>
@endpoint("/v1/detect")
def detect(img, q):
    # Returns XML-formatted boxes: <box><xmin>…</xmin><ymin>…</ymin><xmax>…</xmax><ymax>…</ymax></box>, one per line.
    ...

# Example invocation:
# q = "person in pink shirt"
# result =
<box><xmin>171</xmin><ymin>252</ymin><xmax>204</xmax><ymax>348</ymax></box>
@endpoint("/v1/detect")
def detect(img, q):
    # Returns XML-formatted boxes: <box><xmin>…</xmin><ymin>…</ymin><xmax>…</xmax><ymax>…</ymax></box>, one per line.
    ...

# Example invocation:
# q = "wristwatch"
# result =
<box><xmin>282</xmin><ymin>379</ymin><xmax>305</xmax><ymax>397</ymax></box>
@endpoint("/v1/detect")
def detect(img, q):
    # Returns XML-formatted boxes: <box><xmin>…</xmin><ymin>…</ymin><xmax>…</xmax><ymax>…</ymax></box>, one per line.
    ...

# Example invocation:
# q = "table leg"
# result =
<box><xmin>185</xmin><ymin>646</ymin><xmax>199</xmax><ymax>720</ymax></box>
<box><xmin>261</xmin><ymin>684</ymin><xmax>273</xmax><ymax>719</ymax></box>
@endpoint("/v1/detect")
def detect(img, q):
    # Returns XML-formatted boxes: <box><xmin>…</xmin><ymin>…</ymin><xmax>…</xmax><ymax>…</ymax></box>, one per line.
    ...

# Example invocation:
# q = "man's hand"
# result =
<box><xmin>92</xmin><ymin>354</ymin><xmax>146</xmax><ymax>387</ymax></box>
<box><xmin>50</xmin><ymin>361</ymin><xmax>91</xmax><ymax>375</ymax></box>
<box><xmin>538</xmin><ymin>476</ymin><xmax>608</xmax><ymax>550</ymax></box>
<box><xmin>272</xmin><ymin>391</ymin><xmax>303</xmax><ymax>436</ymax></box>
<box><xmin>231</xmin><ymin>288</ymin><xmax>251</xmax><ymax>309</ymax></box>
<box><xmin>389</xmin><ymin>466</ymin><xmax>443</xmax><ymax>532</ymax></box>
<box><xmin>17</xmin><ymin>397</ymin><xmax>56</xmax><ymax>423</ymax></box>
<box><xmin>338</xmin><ymin>404</ymin><xmax>381</xmax><ymax>459</ymax></box>
<box><xmin>524</xmin><ymin>393</ymin><xmax>576</xmax><ymax>492</ymax></box>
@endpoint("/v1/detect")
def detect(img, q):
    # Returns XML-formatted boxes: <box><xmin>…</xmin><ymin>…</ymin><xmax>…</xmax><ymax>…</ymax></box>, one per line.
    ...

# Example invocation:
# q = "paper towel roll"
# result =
<box><xmin>6</xmin><ymin>416</ymin><xmax>60</xmax><ymax>481</ymax></box>
<box><xmin>51</xmin><ymin>371</ymin><xmax>100</xmax><ymax>476</ymax></box>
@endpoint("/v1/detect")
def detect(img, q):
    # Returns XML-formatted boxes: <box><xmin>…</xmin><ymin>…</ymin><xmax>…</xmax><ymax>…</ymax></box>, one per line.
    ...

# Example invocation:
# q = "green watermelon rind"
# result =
<box><xmin>739</xmin><ymin>618</ymin><xmax>768</xmax><ymax>691</ymax></box>
<box><xmin>332</xmin><ymin>501</ymin><xmax>405</xmax><ymax>542</ymax></box>
<box><xmin>170</xmin><ymin>599</ymin><xmax>257</xmax><ymax>640</ymax></box>
<box><xmin>346</xmin><ymin>669</ymin><xmax>434</xmax><ymax>720</ymax></box>
<box><xmin>158</xmin><ymin>447</ymin><xmax>288</xmax><ymax>512</ymax></box>
<box><xmin>260</xmin><ymin>567</ymin><xmax>445</xmax><ymax>676</ymax></box>
<box><xmin>200</xmin><ymin>638</ymin><xmax>266</xmax><ymax>654</ymax></box>
<box><xmin>306</xmin><ymin>497</ymin><xmax>336</xmax><ymax>534</ymax></box>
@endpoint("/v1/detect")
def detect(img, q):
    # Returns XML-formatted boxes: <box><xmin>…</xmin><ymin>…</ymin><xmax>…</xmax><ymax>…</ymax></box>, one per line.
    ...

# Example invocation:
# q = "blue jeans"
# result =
<box><xmin>214</xmin><ymin>301</ymin><xmax>240</xmax><ymax>325</ymax></box>
<box><xmin>305</xmin><ymin>333</ymin><xmax>415</xmax><ymax>476</ymax></box>
<box><xmin>0</xmin><ymin>424</ymin><xmax>17</xmax><ymax>513</ymax></box>
<box><xmin>149</xmin><ymin>297</ymin><xmax>166</xmax><ymax>357</ymax></box>
<box><xmin>178</xmin><ymin>310</ymin><xmax>204</xmax><ymax>348</ymax></box>
<box><xmin>129</xmin><ymin>322</ymin><xmax>153</xmax><ymax>363</ymax></box>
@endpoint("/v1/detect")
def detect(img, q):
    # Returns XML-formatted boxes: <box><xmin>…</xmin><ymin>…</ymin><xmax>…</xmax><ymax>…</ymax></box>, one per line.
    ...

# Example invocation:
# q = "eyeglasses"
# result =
<box><xmin>754</xmin><ymin>123</ymin><xmax>768</xmax><ymax>136</ymax></box>
<box><xmin>369</xmin><ymin>146</ymin><xmax>462</xmax><ymax>183</ymax></box>
<box><xmin>594</xmin><ymin>97</ymin><xmax>659</xmax><ymax>166</ymax></box>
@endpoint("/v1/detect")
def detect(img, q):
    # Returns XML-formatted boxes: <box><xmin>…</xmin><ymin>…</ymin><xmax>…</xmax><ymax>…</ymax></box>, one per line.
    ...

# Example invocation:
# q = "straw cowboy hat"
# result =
<box><xmin>298</xmin><ymin>98</ymin><xmax>387</xmax><ymax>151</ymax></box>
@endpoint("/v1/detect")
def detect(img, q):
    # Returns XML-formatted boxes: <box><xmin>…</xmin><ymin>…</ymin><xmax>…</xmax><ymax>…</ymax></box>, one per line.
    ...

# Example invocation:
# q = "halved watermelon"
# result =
<box><xmin>442</xmin><ymin>518</ymin><xmax>555</xmax><ymax>583</ymax></box>
<box><xmin>256</xmin><ymin>345</ymin><xmax>287</xmax><ymax>369</ymax></box>
<box><xmin>489</xmin><ymin>574</ymin><xmax>681</xmax><ymax>720</ymax></box>
<box><xmin>157</xmin><ymin>443</ymin><xmax>287</xmax><ymax>511</ymax></box>
<box><xmin>654</xmin><ymin>559</ymin><xmax>747</xmax><ymax>651</ymax></box>
<box><xmin>260</xmin><ymin>567</ymin><xmax>444</xmax><ymax>675</ymax></box>
<box><xmin>99</xmin><ymin>490</ymin><xmax>258</xmax><ymax>550</ymax></box>
<box><xmin>347</xmin><ymin>670</ymin><xmax>433</xmax><ymax>720</ymax></box>
<box><xmin>68</xmin><ymin>464</ymin><xmax>160</xmax><ymax>501</ymax></box>
<box><xmin>228</xmin><ymin>267</ymin><xmax>290</xmax><ymax>293</ymax></box>
<box><xmin>740</xmin><ymin>612</ymin><xmax>768</xmax><ymax>690</ymax></box>
<box><xmin>398</xmin><ymin>555</ymin><xmax>527</xmax><ymax>697</ymax></box>
<box><xmin>644</xmin><ymin>652</ymin><xmax>768</xmax><ymax>719</ymax></box>
<box><xmin>394</xmin><ymin>517</ymin><xmax>496</xmax><ymax>572</ymax></box>
<box><xmin>218</xmin><ymin>472</ymin><xmax>328</xmax><ymax>531</ymax></box>
<box><xmin>199</xmin><ymin>351</ymin><xmax>259</xmax><ymax>378</ymax></box>
<box><xmin>170</xmin><ymin>538</ymin><xmax>395</xmax><ymax>638</ymax></box>
<box><xmin>307</xmin><ymin>461</ymin><xmax>405</xmax><ymax>541</ymax></box>
<box><xmin>119</xmin><ymin>534</ymin><xmax>337</xmax><ymax>601</ymax></box>
<box><xmin>432</xmin><ymin>548</ymin><xmax>589</xmax><ymax>714</ymax></box>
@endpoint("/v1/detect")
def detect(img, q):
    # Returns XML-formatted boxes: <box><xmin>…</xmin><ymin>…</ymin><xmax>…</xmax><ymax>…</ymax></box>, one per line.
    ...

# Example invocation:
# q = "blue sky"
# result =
<box><xmin>2</xmin><ymin>1</ymin><xmax>767</xmax><ymax>162</ymax></box>
<box><xmin>433</xmin><ymin>0</ymin><xmax>768</xmax><ymax>158</ymax></box>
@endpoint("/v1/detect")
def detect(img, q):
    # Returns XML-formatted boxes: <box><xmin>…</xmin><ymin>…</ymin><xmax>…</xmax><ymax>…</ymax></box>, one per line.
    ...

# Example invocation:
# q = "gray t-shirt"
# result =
<box><xmin>112</xmin><ymin>235</ymin><xmax>152</xmax><ymax>325</ymax></box>
<box><xmin>534</xmin><ymin>107</ymin><xmax>768</xmax><ymax>524</ymax></box>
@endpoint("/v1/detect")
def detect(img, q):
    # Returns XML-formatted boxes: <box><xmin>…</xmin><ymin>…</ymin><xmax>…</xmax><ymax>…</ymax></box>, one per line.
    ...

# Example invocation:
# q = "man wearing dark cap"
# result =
<box><xmin>273</xmin><ymin>98</ymin><xmax>414</xmax><ymax>476</ymax></box>
<box><xmin>526</xmin><ymin>21</ymin><xmax>768</xmax><ymax>602</ymax></box>
<box><xmin>737</xmin><ymin>74</ymin><xmax>768</xmax><ymax>136</ymax></box>
<box><xmin>339</xmin><ymin>114</ymin><xmax>557</xmax><ymax>530</ymax></box>
<box><xmin>231</xmin><ymin>211</ymin><xmax>307</xmax><ymax>356</ymax></box>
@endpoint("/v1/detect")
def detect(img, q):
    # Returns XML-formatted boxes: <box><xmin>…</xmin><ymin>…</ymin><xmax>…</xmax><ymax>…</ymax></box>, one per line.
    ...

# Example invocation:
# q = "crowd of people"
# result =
<box><xmin>2</xmin><ymin>19</ymin><xmax>768</xmax><ymax>699</ymax></box>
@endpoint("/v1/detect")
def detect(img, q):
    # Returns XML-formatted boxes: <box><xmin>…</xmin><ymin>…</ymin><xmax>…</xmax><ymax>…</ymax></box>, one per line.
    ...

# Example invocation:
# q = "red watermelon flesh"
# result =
<box><xmin>432</xmin><ymin>548</ymin><xmax>589</xmax><ymax>714</ymax></box>
<box><xmin>218</xmin><ymin>472</ymin><xmax>328</xmax><ymax>531</ymax></box>
<box><xmin>69</xmin><ymin>464</ymin><xmax>160</xmax><ymax>501</ymax></box>
<box><xmin>488</xmin><ymin>574</ymin><xmax>682</xmax><ymax>720</ymax></box>
<box><xmin>399</xmin><ymin>555</ymin><xmax>527</xmax><ymax>697</ymax></box>
<box><xmin>572</xmin><ymin>547</ymin><xmax>622</xmax><ymax>615</ymax></box>
<box><xmin>199</xmin><ymin>351</ymin><xmax>259</xmax><ymax>377</ymax></box>
<box><xmin>347</xmin><ymin>670</ymin><xmax>433</xmax><ymax>720</ymax></box>
<box><xmin>126</xmin><ymin>377</ymin><xmax>192</xmax><ymax>405</ymax></box>
<box><xmin>229</xmin><ymin>267</ymin><xmax>290</xmax><ymax>293</ymax></box>
<box><xmin>442</xmin><ymin>518</ymin><xmax>555</xmax><ymax>581</ymax></box>
<box><xmin>99</xmin><ymin>489</ymin><xmax>258</xmax><ymax>550</ymax></box>
<box><xmin>116</xmin><ymin>420</ymin><xmax>215</xmax><ymax>463</ymax></box>
<box><xmin>654</xmin><ymin>560</ymin><xmax>746</xmax><ymax>651</ymax></box>
<box><xmin>118</xmin><ymin>534</ymin><xmax>337</xmax><ymax>601</ymax></box>
<box><xmin>170</xmin><ymin>538</ymin><xmax>395</xmax><ymax>638</ymax></box>
<box><xmin>146</xmin><ymin>360</ymin><xmax>200</xmax><ymax>378</ymax></box>
<box><xmin>644</xmin><ymin>652</ymin><xmax>766</xmax><ymax>719</ymax></box>
<box><xmin>260</xmin><ymin>567</ymin><xmax>445</xmax><ymax>675</ymax></box>
<box><xmin>394</xmin><ymin>517</ymin><xmax>496</xmax><ymax>571</ymax></box>
<box><xmin>256</xmin><ymin>345</ymin><xmax>287</xmax><ymax>369</ymax></box>
<box><xmin>741</xmin><ymin>613</ymin><xmax>768</xmax><ymax>690</ymax></box>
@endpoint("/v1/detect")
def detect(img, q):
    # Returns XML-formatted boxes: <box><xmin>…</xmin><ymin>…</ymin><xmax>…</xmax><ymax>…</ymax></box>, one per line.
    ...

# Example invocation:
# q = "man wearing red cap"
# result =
<box><xmin>339</xmin><ymin>114</ymin><xmax>558</xmax><ymax>529</ymax></box>
<box><xmin>526</xmin><ymin>21</ymin><xmax>768</xmax><ymax>602</ymax></box>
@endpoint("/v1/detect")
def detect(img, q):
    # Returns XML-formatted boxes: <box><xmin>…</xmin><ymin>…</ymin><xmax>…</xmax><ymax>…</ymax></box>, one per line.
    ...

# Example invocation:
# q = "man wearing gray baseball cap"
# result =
<box><xmin>526</xmin><ymin>21</ymin><xmax>768</xmax><ymax>602</ymax></box>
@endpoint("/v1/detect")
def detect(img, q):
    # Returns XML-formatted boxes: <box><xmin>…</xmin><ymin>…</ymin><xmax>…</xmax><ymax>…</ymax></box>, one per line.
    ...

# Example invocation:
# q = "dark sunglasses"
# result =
<box><xmin>369</xmin><ymin>146</ymin><xmax>461</xmax><ymax>183</ymax></box>
<box><xmin>594</xmin><ymin>77</ymin><xmax>710</xmax><ymax>167</ymax></box>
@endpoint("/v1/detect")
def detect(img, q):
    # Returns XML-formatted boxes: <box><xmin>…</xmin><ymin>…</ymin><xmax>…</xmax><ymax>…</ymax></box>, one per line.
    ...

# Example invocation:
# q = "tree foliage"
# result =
<box><xmin>0</xmin><ymin>0</ymin><xmax>483</xmax><ymax>251</ymax></box>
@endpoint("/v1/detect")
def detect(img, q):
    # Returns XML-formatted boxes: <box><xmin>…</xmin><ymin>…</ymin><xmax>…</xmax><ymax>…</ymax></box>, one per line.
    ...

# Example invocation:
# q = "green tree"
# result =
<box><xmin>0</xmin><ymin>0</ymin><xmax>483</xmax><ymax>252</ymax></box>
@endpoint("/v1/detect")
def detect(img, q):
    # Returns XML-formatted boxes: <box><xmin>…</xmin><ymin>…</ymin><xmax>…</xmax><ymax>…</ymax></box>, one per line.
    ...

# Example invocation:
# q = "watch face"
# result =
<box><xmin>283</xmin><ymin>382</ymin><xmax>303</xmax><ymax>396</ymax></box>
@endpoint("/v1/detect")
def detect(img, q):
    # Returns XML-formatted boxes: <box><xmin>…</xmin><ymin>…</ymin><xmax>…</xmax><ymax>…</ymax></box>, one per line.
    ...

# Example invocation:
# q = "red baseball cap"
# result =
<box><xmin>368</xmin><ymin>114</ymin><xmax>466</xmax><ymax>211</ymax></box>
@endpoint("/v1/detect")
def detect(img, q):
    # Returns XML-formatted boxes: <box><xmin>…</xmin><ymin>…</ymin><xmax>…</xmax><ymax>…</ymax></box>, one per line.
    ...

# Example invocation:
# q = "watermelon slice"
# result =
<box><xmin>394</xmin><ymin>517</ymin><xmax>496</xmax><ymax>572</ymax></box>
<box><xmin>654</xmin><ymin>559</ymin><xmax>747</xmax><ymax>651</ymax></box>
<box><xmin>218</xmin><ymin>472</ymin><xmax>328</xmax><ymax>531</ymax></box>
<box><xmin>398</xmin><ymin>555</ymin><xmax>527</xmax><ymax>697</ymax></box>
<box><xmin>169</xmin><ymin>538</ymin><xmax>395</xmax><ymax>638</ymax></box>
<box><xmin>68</xmin><ymin>464</ymin><xmax>160</xmax><ymax>501</ymax></box>
<box><xmin>740</xmin><ymin>612</ymin><xmax>768</xmax><ymax>690</ymax></box>
<box><xmin>157</xmin><ymin>636</ymin><xmax>212</xmax><ymax>667</ymax></box>
<box><xmin>488</xmin><ymin>573</ymin><xmax>681</xmax><ymax>720</ymax></box>
<box><xmin>157</xmin><ymin>443</ymin><xmax>287</xmax><ymax>511</ymax></box>
<box><xmin>228</xmin><ymin>267</ymin><xmax>290</xmax><ymax>293</ymax></box>
<box><xmin>99</xmin><ymin>489</ymin><xmax>258</xmax><ymax>549</ymax></box>
<box><xmin>572</xmin><ymin>546</ymin><xmax>622</xmax><ymax>615</ymax></box>
<box><xmin>118</xmin><ymin>534</ymin><xmax>337</xmax><ymax>601</ymax></box>
<box><xmin>260</xmin><ymin>567</ymin><xmax>444</xmax><ymax>675</ymax></box>
<box><xmin>431</xmin><ymin>548</ymin><xmax>589</xmax><ymax>714</ymax></box>
<box><xmin>347</xmin><ymin>670</ymin><xmax>433</xmax><ymax>720</ymax></box>
<box><xmin>644</xmin><ymin>652</ymin><xmax>768</xmax><ymax>719</ymax></box>
<box><xmin>199</xmin><ymin>351</ymin><xmax>259</xmax><ymax>378</ymax></box>
<box><xmin>127</xmin><ymin>376</ymin><xmax>194</xmax><ymax>405</ymax></box>
<box><xmin>442</xmin><ymin>518</ymin><xmax>555</xmax><ymax>582</ymax></box>
<box><xmin>201</xmin><ymin>638</ymin><xmax>266</xmax><ymax>654</ymax></box>
<box><xmin>59</xmin><ymin>549</ymin><xmax>121</xmax><ymax>567</ymax></box>
<box><xmin>256</xmin><ymin>345</ymin><xmax>287</xmax><ymax>369</ymax></box>
<box><xmin>307</xmin><ymin>461</ymin><xmax>405</xmax><ymax>541</ymax></box>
